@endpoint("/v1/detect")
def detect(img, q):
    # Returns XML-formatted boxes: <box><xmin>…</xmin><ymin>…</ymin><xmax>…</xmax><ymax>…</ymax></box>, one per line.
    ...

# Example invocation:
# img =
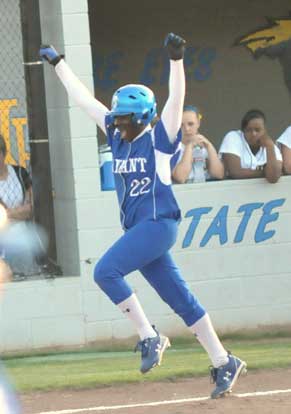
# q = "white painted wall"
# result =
<box><xmin>1</xmin><ymin>177</ymin><xmax>290</xmax><ymax>352</ymax></box>
<box><xmin>1</xmin><ymin>0</ymin><xmax>290</xmax><ymax>353</ymax></box>
<box><xmin>38</xmin><ymin>0</ymin><xmax>100</xmax><ymax>275</ymax></box>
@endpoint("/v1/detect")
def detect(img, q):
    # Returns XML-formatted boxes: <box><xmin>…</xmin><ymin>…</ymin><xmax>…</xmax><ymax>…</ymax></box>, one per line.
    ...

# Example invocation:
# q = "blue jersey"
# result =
<box><xmin>170</xmin><ymin>150</ymin><xmax>180</xmax><ymax>171</ymax></box>
<box><xmin>106</xmin><ymin>116</ymin><xmax>181</xmax><ymax>229</ymax></box>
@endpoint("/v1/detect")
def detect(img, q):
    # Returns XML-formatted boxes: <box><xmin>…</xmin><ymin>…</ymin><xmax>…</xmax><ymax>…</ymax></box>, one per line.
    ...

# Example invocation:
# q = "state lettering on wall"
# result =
<box><xmin>182</xmin><ymin>198</ymin><xmax>285</xmax><ymax>248</ymax></box>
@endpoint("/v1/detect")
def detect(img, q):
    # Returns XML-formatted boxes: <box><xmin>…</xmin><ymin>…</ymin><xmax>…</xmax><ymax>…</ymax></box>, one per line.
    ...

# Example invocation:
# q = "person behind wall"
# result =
<box><xmin>276</xmin><ymin>125</ymin><xmax>291</xmax><ymax>174</ymax></box>
<box><xmin>171</xmin><ymin>105</ymin><xmax>224</xmax><ymax>183</ymax></box>
<box><xmin>0</xmin><ymin>134</ymin><xmax>39</xmax><ymax>277</ymax></box>
<box><xmin>219</xmin><ymin>109</ymin><xmax>282</xmax><ymax>183</ymax></box>
<box><xmin>40</xmin><ymin>33</ymin><xmax>246</xmax><ymax>399</ymax></box>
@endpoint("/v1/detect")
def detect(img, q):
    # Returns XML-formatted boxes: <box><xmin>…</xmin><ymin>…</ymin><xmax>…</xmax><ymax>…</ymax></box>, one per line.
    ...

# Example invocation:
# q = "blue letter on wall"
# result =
<box><xmin>139</xmin><ymin>48</ymin><xmax>163</xmax><ymax>85</ymax></box>
<box><xmin>255</xmin><ymin>198</ymin><xmax>285</xmax><ymax>243</ymax></box>
<box><xmin>182</xmin><ymin>207</ymin><xmax>212</xmax><ymax>248</ymax></box>
<box><xmin>234</xmin><ymin>202</ymin><xmax>264</xmax><ymax>243</ymax></box>
<box><xmin>93</xmin><ymin>51</ymin><xmax>123</xmax><ymax>90</ymax></box>
<box><xmin>200</xmin><ymin>205</ymin><xmax>229</xmax><ymax>247</ymax></box>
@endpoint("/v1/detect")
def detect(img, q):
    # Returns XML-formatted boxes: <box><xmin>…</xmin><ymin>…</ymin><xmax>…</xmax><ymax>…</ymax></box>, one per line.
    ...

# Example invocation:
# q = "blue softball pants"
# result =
<box><xmin>94</xmin><ymin>218</ymin><xmax>205</xmax><ymax>326</ymax></box>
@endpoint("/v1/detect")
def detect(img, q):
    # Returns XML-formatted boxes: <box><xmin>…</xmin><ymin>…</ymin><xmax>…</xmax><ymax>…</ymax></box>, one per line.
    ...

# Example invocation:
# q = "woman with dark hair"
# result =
<box><xmin>0</xmin><ymin>135</ymin><xmax>33</xmax><ymax>221</ymax></box>
<box><xmin>0</xmin><ymin>135</ymin><xmax>39</xmax><ymax>276</ymax></box>
<box><xmin>219</xmin><ymin>109</ymin><xmax>282</xmax><ymax>183</ymax></box>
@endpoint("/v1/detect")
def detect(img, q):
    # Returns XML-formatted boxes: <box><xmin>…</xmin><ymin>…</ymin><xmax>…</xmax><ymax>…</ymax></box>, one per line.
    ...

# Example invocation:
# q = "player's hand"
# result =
<box><xmin>184</xmin><ymin>134</ymin><xmax>208</xmax><ymax>148</ymax></box>
<box><xmin>164</xmin><ymin>33</ymin><xmax>186</xmax><ymax>60</ymax></box>
<box><xmin>258</xmin><ymin>133</ymin><xmax>274</xmax><ymax>148</ymax></box>
<box><xmin>195</xmin><ymin>134</ymin><xmax>211</xmax><ymax>148</ymax></box>
<box><xmin>39</xmin><ymin>45</ymin><xmax>63</xmax><ymax>66</ymax></box>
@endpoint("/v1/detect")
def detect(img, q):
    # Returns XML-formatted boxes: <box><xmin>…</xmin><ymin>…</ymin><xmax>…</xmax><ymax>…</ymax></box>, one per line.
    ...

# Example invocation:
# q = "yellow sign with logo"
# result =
<box><xmin>0</xmin><ymin>98</ymin><xmax>30</xmax><ymax>168</ymax></box>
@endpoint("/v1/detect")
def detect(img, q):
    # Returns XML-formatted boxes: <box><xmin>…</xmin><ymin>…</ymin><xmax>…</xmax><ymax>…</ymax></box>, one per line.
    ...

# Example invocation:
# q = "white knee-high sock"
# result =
<box><xmin>189</xmin><ymin>313</ymin><xmax>229</xmax><ymax>368</ymax></box>
<box><xmin>117</xmin><ymin>293</ymin><xmax>157</xmax><ymax>340</ymax></box>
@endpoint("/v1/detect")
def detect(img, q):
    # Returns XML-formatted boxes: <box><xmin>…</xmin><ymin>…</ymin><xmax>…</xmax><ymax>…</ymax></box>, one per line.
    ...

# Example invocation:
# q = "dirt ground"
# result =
<box><xmin>21</xmin><ymin>368</ymin><xmax>291</xmax><ymax>414</ymax></box>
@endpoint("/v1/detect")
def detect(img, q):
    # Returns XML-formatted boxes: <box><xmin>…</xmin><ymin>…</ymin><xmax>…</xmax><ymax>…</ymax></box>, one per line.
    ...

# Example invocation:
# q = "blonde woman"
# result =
<box><xmin>172</xmin><ymin>106</ymin><xmax>224</xmax><ymax>183</ymax></box>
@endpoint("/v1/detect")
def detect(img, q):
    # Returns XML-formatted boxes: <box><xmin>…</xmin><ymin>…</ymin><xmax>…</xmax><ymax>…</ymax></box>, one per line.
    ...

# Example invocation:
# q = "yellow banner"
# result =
<box><xmin>0</xmin><ymin>98</ymin><xmax>30</xmax><ymax>168</ymax></box>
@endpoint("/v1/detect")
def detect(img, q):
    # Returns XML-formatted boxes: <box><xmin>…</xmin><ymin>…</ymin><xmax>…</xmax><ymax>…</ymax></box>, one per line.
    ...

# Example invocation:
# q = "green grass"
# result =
<box><xmin>4</xmin><ymin>337</ymin><xmax>291</xmax><ymax>393</ymax></box>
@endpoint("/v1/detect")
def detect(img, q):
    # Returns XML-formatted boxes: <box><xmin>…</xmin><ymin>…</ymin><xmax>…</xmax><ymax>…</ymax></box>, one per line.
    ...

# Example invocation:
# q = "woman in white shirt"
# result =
<box><xmin>219</xmin><ymin>109</ymin><xmax>282</xmax><ymax>183</ymax></box>
<box><xmin>277</xmin><ymin>126</ymin><xmax>291</xmax><ymax>174</ymax></box>
<box><xmin>172</xmin><ymin>106</ymin><xmax>224</xmax><ymax>183</ymax></box>
<box><xmin>0</xmin><ymin>135</ymin><xmax>39</xmax><ymax>276</ymax></box>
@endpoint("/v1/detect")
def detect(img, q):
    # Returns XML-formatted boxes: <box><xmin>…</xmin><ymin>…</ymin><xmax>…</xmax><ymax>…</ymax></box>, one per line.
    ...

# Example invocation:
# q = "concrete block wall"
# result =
<box><xmin>1</xmin><ymin>0</ymin><xmax>290</xmax><ymax>352</ymax></box>
<box><xmin>1</xmin><ymin>177</ymin><xmax>291</xmax><ymax>352</ymax></box>
<box><xmin>39</xmin><ymin>0</ymin><xmax>100</xmax><ymax>275</ymax></box>
<box><xmin>172</xmin><ymin>178</ymin><xmax>291</xmax><ymax>331</ymax></box>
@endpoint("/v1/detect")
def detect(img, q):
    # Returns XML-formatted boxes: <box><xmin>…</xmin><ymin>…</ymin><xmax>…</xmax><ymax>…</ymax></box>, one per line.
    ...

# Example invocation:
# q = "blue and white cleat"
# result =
<box><xmin>210</xmin><ymin>353</ymin><xmax>247</xmax><ymax>398</ymax></box>
<box><xmin>135</xmin><ymin>332</ymin><xmax>170</xmax><ymax>374</ymax></box>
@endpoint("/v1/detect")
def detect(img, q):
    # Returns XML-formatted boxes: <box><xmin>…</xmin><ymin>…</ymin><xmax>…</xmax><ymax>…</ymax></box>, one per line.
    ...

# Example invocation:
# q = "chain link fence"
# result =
<box><xmin>0</xmin><ymin>0</ymin><xmax>30</xmax><ymax>168</ymax></box>
<box><xmin>0</xmin><ymin>0</ymin><xmax>61</xmax><ymax>279</ymax></box>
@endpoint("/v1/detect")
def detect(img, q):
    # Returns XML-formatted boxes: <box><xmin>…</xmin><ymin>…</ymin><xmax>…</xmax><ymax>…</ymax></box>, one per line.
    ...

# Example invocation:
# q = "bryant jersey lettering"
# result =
<box><xmin>113</xmin><ymin>157</ymin><xmax>147</xmax><ymax>174</ymax></box>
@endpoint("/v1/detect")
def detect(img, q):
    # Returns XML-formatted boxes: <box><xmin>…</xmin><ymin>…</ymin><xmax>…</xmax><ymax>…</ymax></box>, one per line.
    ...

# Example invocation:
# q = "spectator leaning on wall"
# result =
<box><xmin>276</xmin><ymin>125</ymin><xmax>291</xmax><ymax>174</ymax></box>
<box><xmin>219</xmin><ymin>109</ymin><xmax>282</xmax><ymax>183</ymax></box>
<box><xmin>171</xmin><ymin>105</ymin><xmax>224</xmax><ymax>183</ymax></box>
<box><xmin>0</xmin><ymin>134</ymin><xmax>40</xmax><ymax>277</ymax></box>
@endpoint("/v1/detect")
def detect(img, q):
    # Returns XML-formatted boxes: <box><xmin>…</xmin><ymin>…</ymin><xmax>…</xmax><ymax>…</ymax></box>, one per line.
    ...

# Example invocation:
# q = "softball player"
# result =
<box><xmin>40</xmin><ymin>33</ymin><xmax>246</xmax><ymax>398</ymax></box>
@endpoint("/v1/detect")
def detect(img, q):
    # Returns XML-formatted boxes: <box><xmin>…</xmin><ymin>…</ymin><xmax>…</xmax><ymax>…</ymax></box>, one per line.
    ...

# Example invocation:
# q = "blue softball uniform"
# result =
<box><xmin>94</xmin><ymin>118</ymin><xmax>205</xmax><ymax>327</ymax></box>
<box><xmin>53</xmin><ymin>59</ymin><xmax>205</xmax><ymax>327</ymax></box>
<box><xmin>106</xmin><ymin>116</ymin><xmax>181</xmax><ymax>230</ymax></box>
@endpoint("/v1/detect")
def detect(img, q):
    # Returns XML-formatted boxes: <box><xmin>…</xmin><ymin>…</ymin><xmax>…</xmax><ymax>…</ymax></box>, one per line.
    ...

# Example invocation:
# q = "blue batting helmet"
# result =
<box><xmin>108</xmin><ymin>84</ymin><xmax>157</xmax><ymax>127</ymax></box>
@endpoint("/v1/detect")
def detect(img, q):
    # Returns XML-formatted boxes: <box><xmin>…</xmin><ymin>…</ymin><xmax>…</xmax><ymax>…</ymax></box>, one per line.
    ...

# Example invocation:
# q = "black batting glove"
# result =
<box><xmin>164</xmin><ymin>33</ymin><xmax>186</xmax><ymax>60</ymax></box>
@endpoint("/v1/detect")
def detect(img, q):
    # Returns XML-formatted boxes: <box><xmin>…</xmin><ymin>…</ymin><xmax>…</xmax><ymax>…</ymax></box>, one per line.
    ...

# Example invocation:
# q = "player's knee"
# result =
<box><xmin>93</xmin><ymin>259</ymin><xmax>116</xmax><ymax>288</ymax></box>
<box><xmin>173</xmin><ymin>298</ymin><xmax>206</xmax><ymax>326</ymax></box>
<box><xmin>94</xmin><ymin>260</ymin><xmax>106</xmax><ymax>286</ymax></box>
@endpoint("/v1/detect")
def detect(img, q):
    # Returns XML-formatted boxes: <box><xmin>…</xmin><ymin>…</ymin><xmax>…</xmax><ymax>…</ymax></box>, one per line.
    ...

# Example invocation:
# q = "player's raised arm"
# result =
<box><xmin>161</xmin><ymin>33</ymin><xmax>186</xmax><ymax>143</ymax></box>
<box><xmin>39</xmin><ymin>45</ymin><xmax>108</xmax><ymax>133</ymax></box>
